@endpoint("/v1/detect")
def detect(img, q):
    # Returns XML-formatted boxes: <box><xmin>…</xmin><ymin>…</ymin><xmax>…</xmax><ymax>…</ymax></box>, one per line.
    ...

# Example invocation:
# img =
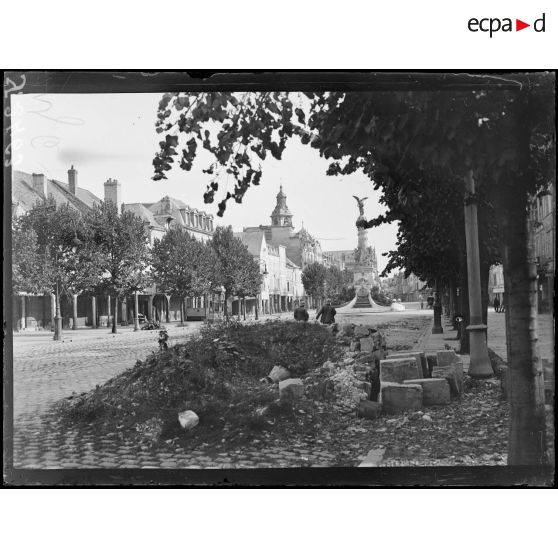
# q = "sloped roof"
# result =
<box><xmin>12</xmin><ymin>171</ymin><xmax>92</xmax><ymax>215</ymax></box>
<box><xmin>234</xmin><ymin>230</ymin><xmax>265</xmax><ymax>256</ymax></box>
<box><xmin>286</xmin><ymin>257</ymin><xmax>300</xmax><ymax>269</ymax></box>
<box><xmin>123</xmin><ymin>203</ymin><xmax>164</xmax><ymax>229</ymax></box>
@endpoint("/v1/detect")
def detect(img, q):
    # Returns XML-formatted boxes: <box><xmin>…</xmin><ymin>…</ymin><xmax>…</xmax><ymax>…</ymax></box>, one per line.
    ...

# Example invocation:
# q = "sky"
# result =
<box><xmin>11</xmin><ymin>92</ymin><xmax>399</xmax><ymax>273</ymax></box>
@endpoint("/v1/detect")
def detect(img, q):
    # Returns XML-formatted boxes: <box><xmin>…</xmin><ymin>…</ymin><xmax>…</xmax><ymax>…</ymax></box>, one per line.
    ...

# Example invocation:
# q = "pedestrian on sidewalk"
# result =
<box><xmin>315</xmin><ymin>300</ymin><xmax>336</xmax><ymax>325</ymax></box>
<box><xmin>493</xmin><ymin>296</ymin><xmax>500</xmax><ymax>313</ymax></box>
<box><xmin>294</xmin><ymin>301</ymin><xmax>309</xmax><ymax>322</ymax></box>
<box><xmin>419</xmin><ymin>294</ymin><xmax>424</xmax><ymax>309</ymax></box>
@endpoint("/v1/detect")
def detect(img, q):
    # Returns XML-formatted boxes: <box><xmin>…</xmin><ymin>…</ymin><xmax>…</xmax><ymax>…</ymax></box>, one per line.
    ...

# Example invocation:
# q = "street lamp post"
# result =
<box><xmin>432</xmin><ymin>280</ymin><xmax>443</xmax><ymax>334</ymax></box>
<box><xmin>134</xmin><ymin>290</ymin><xmax>140</xmax><ymax>331</ymax></box>
<box><xmin>53</xmin><ymin>278</ymin><xmax>62</xmax><ymax>341</ymax></box>
<box><xmin>464</xmin><ymin>170</ymin><xmax>494</xmax><ymax>378</ymax></box>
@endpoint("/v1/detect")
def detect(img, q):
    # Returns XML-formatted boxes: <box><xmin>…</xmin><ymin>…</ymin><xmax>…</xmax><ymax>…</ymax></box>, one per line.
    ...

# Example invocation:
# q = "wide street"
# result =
<box><xmin>8</xmin><ymin>307</ymin><xmax>554</xmax><ymax>469</ymax></box>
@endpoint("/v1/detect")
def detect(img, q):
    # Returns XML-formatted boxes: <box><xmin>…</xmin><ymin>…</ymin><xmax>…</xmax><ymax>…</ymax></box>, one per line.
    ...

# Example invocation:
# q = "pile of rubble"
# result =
<box><xmin>258</xmin><ymin>323</ymin><xmax>465</xmax><ymax>421</ymax></box>
<box><xmin>174</xmin><ymin>323</ymin><xmax>466</xmax><ymax>431</ymax></box>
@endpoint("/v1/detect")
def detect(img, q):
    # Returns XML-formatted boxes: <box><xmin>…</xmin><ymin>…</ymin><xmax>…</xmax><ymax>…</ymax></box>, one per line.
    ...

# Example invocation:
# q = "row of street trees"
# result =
<box><xmin>301</xmin><ymin>262</ymin><xmax>354</xmax><ymax>307</ymax></box>
<box><xmin>151</xmin><ymin>76</ymin><xmax>555</xmax><ymax>465</ymax></box>
<box><xmin>12</xmin><ymin>198</ymin><xmax>262</xmax><ymax>333</ymax></box>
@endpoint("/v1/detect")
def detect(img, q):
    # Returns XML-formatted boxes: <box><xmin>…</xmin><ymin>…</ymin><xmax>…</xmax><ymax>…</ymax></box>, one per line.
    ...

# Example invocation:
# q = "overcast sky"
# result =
<box><xmin>11</xmin><ymin>92</ymin><xmax>399</xmax><ymax>273</ymax></box>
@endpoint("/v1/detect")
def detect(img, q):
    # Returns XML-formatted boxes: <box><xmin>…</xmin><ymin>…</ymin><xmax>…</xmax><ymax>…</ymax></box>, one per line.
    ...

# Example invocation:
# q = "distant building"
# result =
<box><xmin>531</xmin><ymin>188</ymin><xmax>555</xmax><ymax>312</ymax></box>
<box><xmin>243</xmin><ymin>185</ymin><xmax>327</xmax><ymax>269</ymax></box>
<box><xmin>234</xmin><ymin>229</ymin><xmax>304</xmax><ymax>316</ymax></box>
<box><xmin>488</xmin><ymin>186</ymin><xmax>555</xmax><ymax>312</ymax></box>
<box><xmin>384</xmin><ymin>271</ymin><xmax>426</xmax><ymax>302</ymax></box>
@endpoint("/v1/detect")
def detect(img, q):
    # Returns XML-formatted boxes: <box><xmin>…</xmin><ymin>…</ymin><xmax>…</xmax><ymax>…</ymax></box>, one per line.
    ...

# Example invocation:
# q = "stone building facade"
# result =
<box><xmin>243</xmin><ymin>186</ymin><xmax>327</xmax><ymax>270</ymax></box>
<box><xmin>11</xmin><ymin>166</ymin><xmax>214</xmax><ymax>331</ymax></box>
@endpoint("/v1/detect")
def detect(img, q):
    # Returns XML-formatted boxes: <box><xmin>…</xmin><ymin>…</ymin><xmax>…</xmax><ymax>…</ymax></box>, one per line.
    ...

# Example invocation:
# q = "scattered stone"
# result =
<box><xmin>421</xmin><ymin>414</ymin><xmax>433</xmax><ymax>422</ymax></box>
<box><xmin>342</xmin><ymin>323</ymin><xmax>356</xmax><ymax>336</ymax></box>
<box><xmin>279</xmin><ymin>378</ymin><xmax>305</xmax><ymax>402</ymax></box>
<box><xmin>349</xmin><ymin>341</ymin><xmax>361</xmax><ymax>352</ymax></box>
<box><xmin>268</xmin><ymin>365</ymin><xmax>291</xmax><ymax>383</ymax></box>
<box><xmin>381</xmin><ymin>382</ymin><xmax>423</xmax><ymax>414</ymax></box>
<box><xmin>358</xmin><ymin>448</ymin><xmax>385</xmax><ymax>467</ymax></box>
<box><xmin>135</xmin><ymin>417</ymin><xmax>163</xmax><ymax>441</ymax></box>
<box><xmin>354</xmin><ymin>324</ymin><xmax>371</xmax><ymax>337</ymax></box>
<box><xmin>354</xmin><ymin>363</ymin><xmax>370</xmax><ymax>373</ymax></box>
<box><xmin>432</xmin><ymin>361</ymin><xmax>464</xmax><ymax>397</ymax></box>
<box><xmin>355</xmin><ymin>352</ymin><xmax>376</xmax><ymax>365</ymax></box>
<box><xmin>404</xmin><ymin>378</ymin><xmax>451</xmax><ymax>406</ymax></box>
<box><xmin>357</xmin><ymin>400</ymin><xmax>382</xmax><ymax>419</ymax></box>
<box><xmin>343</xmin><ymin>357</ymin><xmax>355</xmax><ymax>366</ymax></box>
<box><xmin>356</xmin><ymin>381</ymin><xmax>372</xmax><ymax>398</ymax></box>
<box><xmin>437</xmin><ymin>350</ymin><xmax>461</xmax><ymax>367</ymax></box>
<box><xmin>360</xmin><ymin>337</ymin><xmax>375</xmax><ymax>352</ymax></box>
<box><xmin>178</xmin><ymin>410</ymin><xmax>199</xmax><ymax>430</ymax></box>
<box><xmin>386</xmin><ymin>351</ymin><xmax>426</xmax><ymax>378</ymax></box>
<box><xmin>379</xmin><ymin>358</ymin><xmax>421</xmax><ymax>383</ymax></box>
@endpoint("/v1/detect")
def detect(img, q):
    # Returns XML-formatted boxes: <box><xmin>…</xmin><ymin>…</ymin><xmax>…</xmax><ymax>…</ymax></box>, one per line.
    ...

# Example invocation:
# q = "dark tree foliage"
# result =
<box><xmin>152</xmin><ymin>75</ymin><xmax>555</xmax><ymax>465</ymax></box>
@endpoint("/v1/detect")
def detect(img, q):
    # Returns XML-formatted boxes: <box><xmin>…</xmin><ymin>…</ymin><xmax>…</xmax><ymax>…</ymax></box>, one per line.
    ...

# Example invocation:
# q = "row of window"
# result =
<box><xmin>533</xmin><ymin>194</ymin><xmax>553</xmax><ymax>222</ymax></box>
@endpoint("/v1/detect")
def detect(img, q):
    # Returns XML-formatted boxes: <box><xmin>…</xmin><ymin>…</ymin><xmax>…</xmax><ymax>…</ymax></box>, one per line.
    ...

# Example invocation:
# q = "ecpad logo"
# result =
<box><xmin>468</xmin><ymin>13</ymin><xmax>546</xmax><ymax>37</ymax></box>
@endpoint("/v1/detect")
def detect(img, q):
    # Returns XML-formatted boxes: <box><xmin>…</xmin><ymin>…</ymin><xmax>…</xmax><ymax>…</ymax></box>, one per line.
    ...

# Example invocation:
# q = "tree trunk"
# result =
<box><xmin>223</xmin><ymin>293</ymin><xmax>229</xmax><ymax>318</ymax></box>
<box><xmin>499</xmin><ymin>194</ymin><xmax>546</xmax><ymax>464</ymax></box>
<box><xmin>458</xmin><ymin>248</ymin><xmax>470</xmax><ymax>354</ymax></box>
<box><xmin>112</xmin><ymin>295</ymin><xmax>118</xmax><ymax>334</ymax></box>
<box><xmin>242</xmin><ymin>297</ymin><xmax>247</xmax><ymax>320</ymax></box>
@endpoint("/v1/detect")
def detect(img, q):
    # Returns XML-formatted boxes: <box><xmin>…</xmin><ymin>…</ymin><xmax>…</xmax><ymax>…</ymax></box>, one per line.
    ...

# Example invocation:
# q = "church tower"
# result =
<box><xmin>270</xmin><ymin>185</ymin><xmax>293</xmax><ymax>228</ymax></box>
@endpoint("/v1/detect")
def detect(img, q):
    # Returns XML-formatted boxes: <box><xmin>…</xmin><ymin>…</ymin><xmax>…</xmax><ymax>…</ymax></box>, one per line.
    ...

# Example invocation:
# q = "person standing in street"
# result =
<box><xmin>294</xmin><ymin>301</ymin><xmax>309</xmax><ymax>322</ymax></box>
<box><xmin>493</xmin><ymin>296</ymin><xmax>500</xmax><ymax>313</ymax></box>
<box><xmin>315</xmin><ymin>300</ymin><xmax>336</xmax><ymax>325</ymax></box>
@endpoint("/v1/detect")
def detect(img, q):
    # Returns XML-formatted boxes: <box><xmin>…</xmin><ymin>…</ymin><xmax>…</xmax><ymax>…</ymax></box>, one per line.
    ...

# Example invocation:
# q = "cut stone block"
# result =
<box><xmin>437</xmin><ymin>350</ymin><xmax>461</xmax><ymax>367</ymax></box>
<box><xmin>379</xmin><ymin>358</ymin><xmax>420</xmax><ymax>383</ymax></box>
<box><xmin>432</xmin><ymin>361</ymin><xmax>464</xmax><ymax>397</ymax></box>
<box><xmin>279</xmin><ymin>378</ymin><xmax>304</xmax><ymax>402</ymax></box>
<box><xmin>381</xmin><ymin>382</ymin><xmax>423</xmax><ymax>414</ymax></box>
<box><xmin>357</xmin><ymin>399</ymin><xmax>382</xmax><ymax>419</ymax></box>
<box><xmin>355</xmin><ymin>352</ymin><xmax>376</xmax><ymax>365</ymax></box>
<box><xmin>268</xmin><ymin>365</ymin><xmax>291</xmax><ymax>383</ymax></box>
<box><xmin>178</xmin><ymin>410</ymin><xmax>199</xmax><ymax>430</ymax></box>
<box><xmin>386</xmin><ymin>351</ymin><xmax>426</xmax><ymax>378</ymax></box>
<box><xmin>349</xmin><ymin>341</ymin><xmax>361</xmax><ymax>352</ymax></box>
<box><xmin>358</xmin><ymin>448</ymin><xmax>385</xmax><ymax>467</ymax></box>
<box><xmin>426</xmin><ymin>354</ymin><xmax>437</xmax><ymax>377</ymax></box>
<box><xmin>356</xmin><ymin>381</ymin><xmax>372</xmax><ymax>398</ymax></box>
<box><xmin>354</xmin><ymin>325</ymin><xmax>370</xmax><ymax>338</ymax></box>
<box><xmin>404</xmin><ymin>378</ymin><xmax>450</xmax><ymax>406</ymax></box>
<box><xmin>360</xmin><ymin>337</ymin><xmax>375</xmax><ymax>352</ymax></box>
<box><xmin>371</xmin><ymin>331</ymin><xmax>386</xmax><ymax>351</ymax></box>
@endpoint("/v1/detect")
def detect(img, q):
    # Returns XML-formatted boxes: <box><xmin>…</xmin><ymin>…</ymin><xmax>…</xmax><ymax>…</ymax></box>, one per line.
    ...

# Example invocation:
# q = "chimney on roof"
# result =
<box><xmin>68</xmin><ymin>165</ymin><xmax>78</xmax><ymax>195</ymax></box>
<box><xmin>32</xmin><ymin>173</ymin><xmax>48</xmax><ymax>198</ymax></box>
<box><xmin>104</xmin><ymin>178</ymin><xmax>122</xmax><ymax>214</ymax></box>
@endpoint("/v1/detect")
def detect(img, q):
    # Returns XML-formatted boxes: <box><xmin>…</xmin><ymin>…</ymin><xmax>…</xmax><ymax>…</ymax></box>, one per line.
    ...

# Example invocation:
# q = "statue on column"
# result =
<box><xmin>353</xmin><ymin>195</ymin><xmax>369</xmax><ymax>228</ymax></box>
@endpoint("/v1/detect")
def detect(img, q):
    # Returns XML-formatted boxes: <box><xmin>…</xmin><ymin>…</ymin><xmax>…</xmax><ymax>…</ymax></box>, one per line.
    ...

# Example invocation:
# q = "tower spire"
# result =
<box><xmin>270</xmin><ymin>184</ymin><xmax>293</xmax><ymax>227</ymax></box>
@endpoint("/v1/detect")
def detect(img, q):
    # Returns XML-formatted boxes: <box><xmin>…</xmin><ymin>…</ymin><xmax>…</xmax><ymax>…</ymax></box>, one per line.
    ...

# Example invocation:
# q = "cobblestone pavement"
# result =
<box><xmin>9</xmin><ymin>315</ymin><xmax>359</xmax><ymax>469</ymax></box>
<box><xmin>11</xmin><ymin>309</ymin><xmax>552</xmax><ymax>471</ymax></box>
<box><xmin>10</xmin><ymin>313</ymin><xmax>431</xmax><ymax>470</ymax></box>
<box><xmin>12</xmin><ymin>324</ymin><xmax>201</xmax><ymax>421</ymax></box>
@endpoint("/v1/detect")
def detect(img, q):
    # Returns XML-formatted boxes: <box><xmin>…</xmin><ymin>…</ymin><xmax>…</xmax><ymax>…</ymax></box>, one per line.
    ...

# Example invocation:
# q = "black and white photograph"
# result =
<box><xmin>3</xmin><ymin>71</ymin><xmax>555</xmax><ymax>486</ymax></box>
